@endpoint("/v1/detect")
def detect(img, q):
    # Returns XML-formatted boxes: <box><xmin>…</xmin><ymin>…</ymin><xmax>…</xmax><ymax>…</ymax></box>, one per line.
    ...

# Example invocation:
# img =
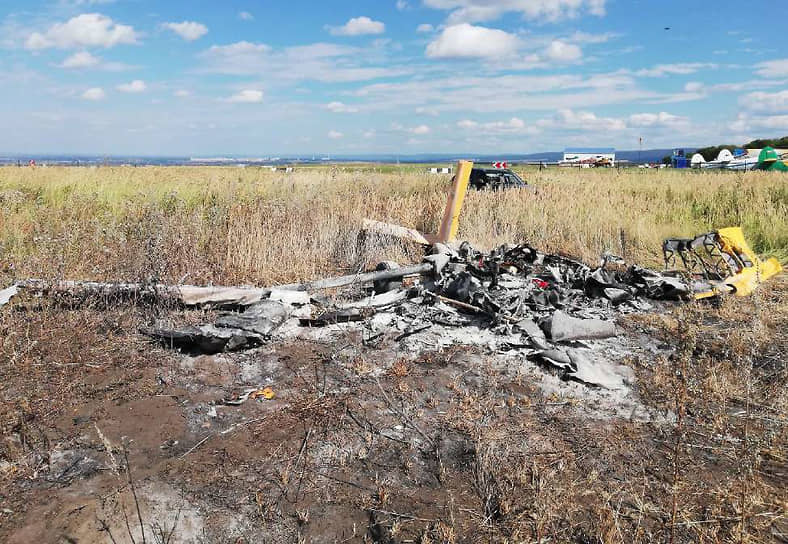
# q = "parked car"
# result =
<box><xmin>468</xmin><ymin>168</ymin><xmax>530</xmax><ymax>191</ymax></box>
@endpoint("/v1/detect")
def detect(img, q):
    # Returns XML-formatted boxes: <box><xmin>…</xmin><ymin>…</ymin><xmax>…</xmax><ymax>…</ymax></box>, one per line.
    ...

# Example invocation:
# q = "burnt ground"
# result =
<box><xmin>0</xmin><ymin>279</ymin><xmax>786</xmax><ymax>543</ymax></box>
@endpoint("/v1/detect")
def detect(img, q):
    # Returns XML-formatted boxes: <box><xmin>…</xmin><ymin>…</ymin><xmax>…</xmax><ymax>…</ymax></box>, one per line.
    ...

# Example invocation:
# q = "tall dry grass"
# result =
<box><xmin>0</xmin><ymin>165</ymin><xmax>785</xmax><ymax>287</ymax></box>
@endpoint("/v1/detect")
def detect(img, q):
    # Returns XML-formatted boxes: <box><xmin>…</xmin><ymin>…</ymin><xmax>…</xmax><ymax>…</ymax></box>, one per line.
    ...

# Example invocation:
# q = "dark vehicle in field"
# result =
<box><xmin>468</xmin><ymin>168</ymin><xmax>530</xmax><ymax>191</ymax></box>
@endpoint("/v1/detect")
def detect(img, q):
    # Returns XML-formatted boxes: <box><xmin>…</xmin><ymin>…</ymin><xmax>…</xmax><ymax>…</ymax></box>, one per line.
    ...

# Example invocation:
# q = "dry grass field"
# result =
<box><xmin>0</xmin><ymin>165</ymin><xmax>785</xmax><ymax>287</ymax></box>
<box><xmin>0</xmin><ymin>165</ymin><xmax>786</xmax><ymax>543</ymax></box>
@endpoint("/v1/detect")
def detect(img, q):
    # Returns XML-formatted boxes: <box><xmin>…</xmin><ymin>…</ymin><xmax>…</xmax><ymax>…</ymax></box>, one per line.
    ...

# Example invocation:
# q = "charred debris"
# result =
<box><xmin>136</xmin><ymin>241</ymin><xmax>690</xmax><ymax>387</ymax></box>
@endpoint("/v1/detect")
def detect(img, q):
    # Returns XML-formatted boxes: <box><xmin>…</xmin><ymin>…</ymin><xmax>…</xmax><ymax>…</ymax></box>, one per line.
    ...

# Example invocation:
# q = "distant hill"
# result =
<box><xmin>332</xmin><ymin>149</ymin><xmax>683</xmax><ymax>165</ymax></box>
<box><xmin>9</xmin><ymin>142</ymin><xmax>788</xmax><ymax>166</ymax></box>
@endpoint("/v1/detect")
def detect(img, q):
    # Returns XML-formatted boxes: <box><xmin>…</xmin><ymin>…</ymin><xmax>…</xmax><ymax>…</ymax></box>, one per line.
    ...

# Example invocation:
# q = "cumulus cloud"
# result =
<box><xmin>198</xmin><ymin>41</ymin><xmax>406</xmax><ymax>83</ymax></box>
<box><xmin>544</xmin><ymin>40</ymin><xmax>582</xmax><ymax>62</ymax></box>
<box><xmin>59</xmin><ymin>51</ymin><xmax>99</xmax><ymax>68</ymax></box>
<box><xmin>223</xmin><ymin>89</ymin><xmax>264</xmax><ymax>103</ymax></box>
<box><xmin>204</xmin><ymin>41</ymin><xmax>271</xmax><ymax>58</ymax></box>
<box><xmin>117</xmin><ymin>79</ymin><xmax>146</xmax><ymax>93</ymax></box>
<box><xmin>325</xmin><ymin>101</ymin><xmax>359</xmax><ymax>113</ymax></box>
<box><xmin>82</xmin><ymin>87</ymin><xmax>106</xmax><ymax>100</ymax></box>
<box><xmin>162</xmin><ymin>21</ymin><xmax>208</xmax><ymax>41</ymax></box>
<box><xmin>426</xmin><ymin>24</ymin><xmax>520</xmax><ymax>59</ymax></box>
<box><xmin>56</xmin><ymin>50</ymin><xmax>134</xmax><ymax>71</ymax></box>
<box><xmin>627</xmin><ymin>111</ymin><xmax>687</xmax><ymax>128</ymax></box>
<box><xmin>541</xmin><ymin>109</ymin><xmax>626</xmax><ymax>131</ymax></box>
<box><xmin>458</xmin><ymin>117</ymin><xmax>532</xmax><ymax>134</ymax></box>
<box><xmin>25</xmin><ymin>13</ymin><xmax>138</xmax><ymax>50</ymax></box>
<box><xmin>328</xmin><ymin>16</ymin><xmax>385</xmax><ymax>36</ymax></box>
<box><xmin>238</xmin><ymin>11</ymin><xmax>254</xmax><ymax>21</ymax></box>
<box><xmin>328</xmin><ymin>130</ymin><xmax>344</xmax><ymax>139</ymax></box>
<box><xmin>350</xmin><ymin>72</ymin><xmax>657</xmax><ymax>115</ymax></box>
<box><xmin>457</xmin><ymin>119</ymin><xmax>478</xmax><ymax>128</ymax></box>
<box><xmin>635</xmin><ymin>63</ymin><xmax>717</xmax><ymax>77</ymax></box>
<box><xmin>396</xmin><ymin>0</ymin><xmax>409</xmax><ymax>10</ymax></box>
<box><xmin>754</xmin><ymin>58</ymin><xmax>788</xmax><ymax>78</ymax></box>
<box><xmin>568</xmin><ymin>31</ymin><xmax>616</xmax><ymax>44</ymax></box>
<box><xmin>741</xmin><ymin>90</ymin><xmax>788</xmax><ymax>113</ymax></box>
<box><xmin>730</xmin><ymin>113</ymin><xmax>788</xmax><ymax>132</ymax></box>
<box><xmin>534</xmin><ymin>109</ymin><xmax>688</xmax><ymax>132</ymax></box>
<box><xmin>409</xmin><ymin>124</ymin><xmax>431</xmax><ymax>134</ymax></box>
<box><xmin>423</xmin><ymin>0</ymin><xmax>606</xmax><ymax>24</ymax></box>
<box><xmin>417</xmin><ymin>23</ymin><xmax>435</xmax><ymax>33</ymax></box>
<box><xmin>60</xmin><ymin>0</ymin><xmax>117</xmax><ymax>5</ymax></box>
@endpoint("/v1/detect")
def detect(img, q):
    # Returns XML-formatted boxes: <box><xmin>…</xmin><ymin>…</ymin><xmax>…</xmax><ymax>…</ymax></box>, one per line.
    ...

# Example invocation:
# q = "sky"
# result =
<box><xmin>0</xmin><ymin>0</ymin><xmax>786</xmax><ymax>156</ymax></box>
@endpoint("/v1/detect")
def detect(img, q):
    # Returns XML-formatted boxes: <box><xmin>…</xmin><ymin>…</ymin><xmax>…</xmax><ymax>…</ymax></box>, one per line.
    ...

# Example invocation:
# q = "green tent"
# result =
<box><xmin>757</xmin><ymin>147</ymin><xmax>788</xmax><ymax>171</ymax></box>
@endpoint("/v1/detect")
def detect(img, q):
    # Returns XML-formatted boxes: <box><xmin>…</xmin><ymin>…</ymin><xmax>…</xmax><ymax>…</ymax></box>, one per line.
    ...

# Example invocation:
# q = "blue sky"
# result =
<box><xmin>1</xmin><ymin>0</ymin><xmax>786</xmax><ymax>155</ymax></box>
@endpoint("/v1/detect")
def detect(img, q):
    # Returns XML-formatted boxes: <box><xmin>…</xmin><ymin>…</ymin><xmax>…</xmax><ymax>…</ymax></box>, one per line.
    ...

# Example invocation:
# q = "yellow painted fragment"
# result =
<box><xmin>692</xmin><ymin>227</ymin><xmax>783</xmax><ymax>299</ymax></box>
<box><xmin>438</xmin><ymin>160</ymin><xmax>473</xmax><ymax>243</ymax></box>
<box><xmin>717</xmin><ymin>227</ymin><xmax>783</xmax><ymax>296</ymax></box>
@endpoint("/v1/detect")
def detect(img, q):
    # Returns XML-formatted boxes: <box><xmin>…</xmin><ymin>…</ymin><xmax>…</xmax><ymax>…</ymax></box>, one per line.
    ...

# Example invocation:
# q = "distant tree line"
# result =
<box><xmin>662</xmin><ymin>135</ymin><xmax>788</xmax><ymax>163</ymax></box>
<box><xmin>695</xmin><ymin>136</ymin><xmax>788</xmax><ymax>161</ymax></box>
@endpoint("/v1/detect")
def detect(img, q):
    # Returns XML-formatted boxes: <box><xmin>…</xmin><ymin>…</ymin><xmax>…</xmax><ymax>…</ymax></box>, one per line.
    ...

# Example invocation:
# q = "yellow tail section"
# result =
<box><xmin>712</xmin><ymin>227</ymin><xmax>782</xmax><ymax>297</ymax></box>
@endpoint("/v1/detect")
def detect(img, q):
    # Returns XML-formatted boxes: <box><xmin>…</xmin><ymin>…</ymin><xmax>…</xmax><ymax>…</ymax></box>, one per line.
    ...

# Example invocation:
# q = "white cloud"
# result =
<box><xmin>711</xmin><ymin>79</ymin><xmax>787</xmax><ymax>92</ymax></box>
<box><xmin>59</xmin><ymin>0</ymin><xmax>116</xmax><ymax>5</ymax></box>
<box><xmin>730</xmin><ymin>113</ymin><xmax>788</xmax><ymax>132</ymax></box>
<box><xmin>56</xmin><ymin>51</ymin><xmax>135</xmax><ymax>71</ymax></box>
<box><xmin>223</xmin><ymin>89</ymin><xmax>264</xmax><ymax>103</ymax></box>
<box><xmin>82</xmin><ymin>87</ymin><xmax>105</xmax><ymax>101</ymax></box>
<box><xmin>59</xmin><ymin>51</ymin><xmax>99</xmax><ymax>68</ymax></box>
<box><xmin>531</xmin><ymin>109</ymin><xmax>688</xmax><ymax>133</ymax></box>
<box><xmin>416</xmin><ymin>106</ymin><xmax>440</xmax><ymax>116</ymax></box>
<box><xmin>25</xmin><ymin>13</ymin><xmax>138</xmax><ymax>50</ymax></box>
<box><xmin>457</xmin><ymin>117</ymin><xmax>541</xmax><ymax>137</ymax></box>
<box><xmin>541</xmin><ymin>109</ymin><xmax>626</xmax><ymax>131</ymax></box>
<box><xmin>489</xmin><ymin>117</ymin><xmax>525</xmax><ymax>130</ymax></box>
<box><xmin>627</xmin><ymin>111</ymin><xmax>687</xmax><ymax>128</ymax></box>
<box><xmin>409</xmin><ymin>124</ymin><xmax>431</xmax><ymax>134</ymax></box>
<box><xmin>396</xmin><ymin>0</ymin><xmax>409</xmax><ymax>10</ymax></box>
<box><xmin>328</xmin><ymin>130</ymin><xmax>344</xmax><ymax>139</ymax></box>
<box><xmin>162</xmin><ymin>21</ymin><xmax>208</xmax><ymax>41</ymax></box>
<box><xmin>350</xmin><ymin>72</ymin><xmax>664</xmax><ymax>115</ymax></box>
<box><xmin>741</xmin><ymin>90</ymin><xmax>788</xmax><ymax>113</ymax></box>
<box><xmin>117</xmin><ymin>79</ymin><xmax>146</xmax><ymax>93</ymax></box>
<box><xmin>426</xmin><ymin>24</ymin><xmax>520</xmax><ymax>59</ymax></box>
<box><xmin>325</xmin><ymin>101</ymin><xmax>359</xmax><ymax>113</ymax></box>
<box><xmin>569</xmin><ymin>31</ymin><xmax>616</xmax><ymax>44</ymax></box>
<box><xmin>204</xmin><ymin>41</ymin><xmax>271</xmax><ymax>58</ymax></box>
<box><xmin>684</xmin><ymin>81</ymin><xmax>704</xmax><ymax>92</ymax></box>
<box><xmin>544</xmin><ymin>40</ymin><xmax>581</xmax><ymax>62</ymax></box>
<box><xmin>459</xmin><ymin>117</ymin><xmax>533</xmax><ymax>134</ymax></box>
<box><xmin>754</xmin><ymin>58</ymin><xmax>788</xmax><ymax>78</ymax></box>
<box><xmin>238</xmin><ymin>11</ymin><xmax>254</xmax><ymax>21</ymax></box>
<box><xmin>198</xmin><ymin>41</ymin><xmax>407</xmax><ymax>83</ymax></box>
<box><xmin>457</xmin><ymin>119</ymin><xmax>478</xmax><ymax>128</ymax></box>
<box><xmin>417</xmin><ymin>23</ymin><xmax>435</xmax><ymax>33</ymax></box>
<box><xmin>328</xmin><ymin>16</ymin><xmax>385</xmax><ymax>36</ymax></box>
<box><xmin>174</xmin><ymin>89</ymin><xmax>191</xmax><ymax>97</ymax></box>
<box><xmin>635</xmin><ymin>63</ymin><xmax>717</xmax><ymax>77</ymax></box>
<box><xmin>423</xmin><ymin>0</ymin><xmax>606</xmax><ymax>24</ymax></box>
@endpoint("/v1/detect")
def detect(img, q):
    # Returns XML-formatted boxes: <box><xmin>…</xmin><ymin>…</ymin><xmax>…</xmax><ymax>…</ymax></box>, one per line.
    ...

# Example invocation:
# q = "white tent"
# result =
<box><xmin>690</xmin><ymin>153</ymin><xmax>706</xmax><ymax>167</ymax></box>
<box><xmin>717</xmin><ymin>149</ymin><xmax>734</xmax><ymax>162</ymax></box>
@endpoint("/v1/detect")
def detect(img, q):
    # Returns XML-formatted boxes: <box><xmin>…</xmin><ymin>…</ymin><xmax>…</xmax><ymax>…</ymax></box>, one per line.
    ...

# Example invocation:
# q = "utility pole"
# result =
<box><xmin>638</xmin><ymin>137</ymin><xmax>643</xmax><ymax>164</ymax></box>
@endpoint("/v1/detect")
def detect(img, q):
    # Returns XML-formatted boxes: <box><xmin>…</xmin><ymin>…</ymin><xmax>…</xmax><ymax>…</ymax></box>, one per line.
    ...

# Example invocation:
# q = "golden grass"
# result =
<box><xmin>0</xmin><ymin>165</ymin><xmax>785</xmax><ymax>286</ymax></box>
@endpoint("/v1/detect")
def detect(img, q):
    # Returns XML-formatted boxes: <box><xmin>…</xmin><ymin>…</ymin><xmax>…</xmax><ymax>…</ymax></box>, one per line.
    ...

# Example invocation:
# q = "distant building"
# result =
<box><xmin>561</xmin><ymin>147</ymin><xmax>616</xmax><ymax>167</ymax></box>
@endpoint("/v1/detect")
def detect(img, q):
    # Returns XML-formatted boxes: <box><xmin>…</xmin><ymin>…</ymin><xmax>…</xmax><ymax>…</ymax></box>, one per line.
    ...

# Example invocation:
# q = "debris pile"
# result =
<box><xmin>142</xmin><ymin>242</ymin><xmax>690</xmax><ymax>388</ymax></box>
